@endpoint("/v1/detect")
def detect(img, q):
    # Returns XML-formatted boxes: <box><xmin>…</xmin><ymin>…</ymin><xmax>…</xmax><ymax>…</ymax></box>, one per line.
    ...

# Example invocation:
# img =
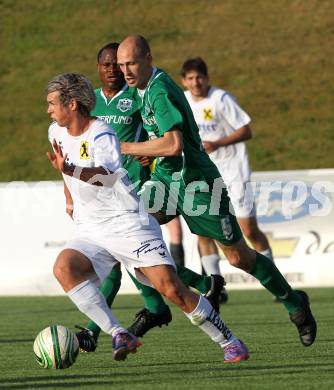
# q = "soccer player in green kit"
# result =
<box><xmin>117</xmin><ymin>35</ymin><xmax>317</xmax><ymax>349</ymax></box>
<box><xmin>75</xmin><ymin>43</ymin><xmax>226</xmax><ymax>352</ymax></box>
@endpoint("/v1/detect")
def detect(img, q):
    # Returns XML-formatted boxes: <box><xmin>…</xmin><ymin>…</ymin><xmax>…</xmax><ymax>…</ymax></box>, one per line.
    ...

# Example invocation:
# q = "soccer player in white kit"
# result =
<box><xmin>181</xmin><ymin>57</ymin><xmax>274</xmax><ymax>280</ymax></box>
<box><xmin>46</xmin><ymin>73</ymin><xmax>249</xmax><ymax>363</ymax></box>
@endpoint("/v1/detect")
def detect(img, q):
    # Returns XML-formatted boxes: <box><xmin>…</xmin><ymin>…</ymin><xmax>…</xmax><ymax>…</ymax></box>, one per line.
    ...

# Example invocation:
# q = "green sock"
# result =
<box><xmin>251</xmin><ymin>252</ymin><xmax>302</xmax><ymax>313</ymax></box>
<box><xmin>176</xmin><ymin>264</ymin><xmax>211</xmax><ymax>294</ymax></box>
<box><xmin>127</xmin><ymin>271</ymin><xmax>168</xmax><ymax>315</ymax></box>
<box><xmin>87</xmin><ymin>266</ymin><xmax>122</xmax><ymax>339</ymax></box>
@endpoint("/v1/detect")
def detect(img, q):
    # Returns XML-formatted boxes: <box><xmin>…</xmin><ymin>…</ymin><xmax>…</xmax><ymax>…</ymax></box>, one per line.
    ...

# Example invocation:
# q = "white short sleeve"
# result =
<box><xmin>219</xmin><ymin>93</ymin><xmax>251</xmax><ymax>130</ymax></box>
<box><xmin>93</xmin><ymin>131</ymin><xmax>122</xmax><ymax>172</ymax></box>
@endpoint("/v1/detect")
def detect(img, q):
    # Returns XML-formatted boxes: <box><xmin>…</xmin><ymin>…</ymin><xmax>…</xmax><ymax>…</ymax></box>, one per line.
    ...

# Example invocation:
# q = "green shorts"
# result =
<box><xmin>139</xmin><ymin>172</ymin><xmax>242</xmax><ymax>246</ymax></box>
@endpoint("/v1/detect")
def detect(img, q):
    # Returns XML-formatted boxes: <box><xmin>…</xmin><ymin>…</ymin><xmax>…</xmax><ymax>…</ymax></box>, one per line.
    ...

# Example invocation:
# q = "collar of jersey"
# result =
<box><xmin>99</xmin><ymin>84</ymin><xmax>128</xmax><ymax>106</ymax></box>
<box><xmin>137</xmin><ymin>67</ymin><xmax>162</xmax><ymax>101</ymax></box>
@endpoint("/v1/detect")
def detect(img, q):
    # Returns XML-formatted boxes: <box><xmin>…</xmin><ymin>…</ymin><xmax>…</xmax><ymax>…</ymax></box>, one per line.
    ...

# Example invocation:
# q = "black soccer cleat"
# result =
<box><xmin>289</xmin><ymin>290</ymin><xmax>317</xmax><ymax>347</ymax></box>
<box><xmin>127</xmin><ymin>306</ymin><xmax>172</xmax><ymax>337</ymax></box>
<box><xmin>205</xmin><ymin>274</ymin><xmax>227</xmax><ymax>313</ymax></box>
<box><xmin>75</xmin><ymin>325</ymin><xmax>97</xmax><ymax>353</ymax></box>
<box><xmin>219</xmin><ymin>287</ymin><xmax>229</xmax><ymax>304</ymax></box>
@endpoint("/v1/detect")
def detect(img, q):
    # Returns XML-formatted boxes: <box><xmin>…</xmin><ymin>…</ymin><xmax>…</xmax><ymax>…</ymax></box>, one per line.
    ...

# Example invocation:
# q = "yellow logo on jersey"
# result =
<box><xmin>150</xmin><ymin>158</ymin><xmax>157</xmax><ymax>173</ymax></box>
<box><xmin>80</xmin><ymin>141</ymin><xmax>90</xmax><ymax>159</ymax></box>
<box><xmin>203</xmin><ymin>108</ymin><xmax>213</xmax><ymax>120</ymax></box>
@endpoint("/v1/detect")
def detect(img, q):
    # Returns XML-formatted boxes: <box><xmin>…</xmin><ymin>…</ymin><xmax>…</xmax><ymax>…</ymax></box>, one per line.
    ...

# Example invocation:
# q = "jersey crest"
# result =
<box><xmin>80</xmin><ymin>141</ymin><xmax>90</xmax><ymax>159</ymax></box>
<box><xmin>203</xmin><ymin>108</ymin><xmax>213</xmax><ymax>121</ymax></box>
<box><xmin>116</xmin><ymin>98</ymin><xmax>133</xmax><ymax>112</ymax></box>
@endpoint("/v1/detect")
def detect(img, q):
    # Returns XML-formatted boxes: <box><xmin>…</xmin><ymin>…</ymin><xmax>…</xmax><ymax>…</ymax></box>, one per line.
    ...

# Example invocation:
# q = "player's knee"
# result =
<box><xmin>53</xmin><ymin>251</ymin><xmax>76</xmax><ymax>283</ymax></box>
<box><xmin>225</xmin><ymin>251</ymin><xmax>244</xmax><ymax>269</ymax></box>
<box><xmin>53</xmin><ymin>257</ymin><xmax>65</xmax><ymax>283</ymax></box>
<box><xmin>224</xmin><ymin>243</ymin><xmax>256</xmax><ymax>272</ymax></box>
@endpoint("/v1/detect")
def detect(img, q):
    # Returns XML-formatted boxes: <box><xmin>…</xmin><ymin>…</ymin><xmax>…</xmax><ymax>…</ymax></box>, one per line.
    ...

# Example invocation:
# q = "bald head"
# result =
<box><xmin>119</xmin><ymin>35</ymin><xmax>151</xmax><ymax>57</ymax></box>
<box><xmin>117</xmin><ymin>35</ymin><xmax>153</xmax><ymax>89</ymax></box>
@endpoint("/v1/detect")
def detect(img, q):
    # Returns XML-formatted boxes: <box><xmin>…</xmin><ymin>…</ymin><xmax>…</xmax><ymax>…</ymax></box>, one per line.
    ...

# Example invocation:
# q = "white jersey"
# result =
<box><xmin>49</xmin><ymin>118</ymin><xmax>174</xmax><ymax>283</ymax></box>
<box><xmin>185</xmin><ymin>87</ymin><xmax>251</xmax><ymax>184</ymax></box>
<box><xmin>48</xmin><ymin>119</ymin><xmax>142</xmax><ymax>232</ymax></box>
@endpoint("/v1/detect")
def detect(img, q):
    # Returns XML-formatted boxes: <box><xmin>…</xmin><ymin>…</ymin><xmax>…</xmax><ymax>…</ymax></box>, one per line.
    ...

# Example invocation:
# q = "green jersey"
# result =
<box><xmin>135</xmin><ymin>69</ymin><xmax>242</xmax><ymax>245</ymax></box>
<box><xmin>91</xmin><ymin>85</ymin><xmax>150</xmax><ymax>189</ymax></box>
<box><xmin>134</xmin><ymin>68</ymin><xmax>221</xmax><ymax>184</ymax></box>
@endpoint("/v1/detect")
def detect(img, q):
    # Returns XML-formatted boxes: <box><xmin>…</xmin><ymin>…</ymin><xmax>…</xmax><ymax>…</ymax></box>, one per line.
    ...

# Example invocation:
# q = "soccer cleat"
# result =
<box><xmin>205</xmin><ymin>274</ymin><xmax>227</xmax><ymax>313</ymax></box>
<box><xmin>127</xmin><ymin>306</ymin><xmax>172</xmax><ymax>337</ymax></box>
<box><xmin>219</xmin><ymin>287</ymin><xmax>229</xmax><ymax>304</ymax></box>
<box><xmin>289</xmin><ymin>290</ymin><xmax>317</xmax><ymax>347</ymax></box>
<box><xmin>112</xmin><ymin>331</ymin><xmax>141</xmax><ymax>361</ymax></box>
<box><xmin>223</xmin><ymin>339</ymin><xmax>249</xmax><ymax>363</ymax></box>
<box><xmin>75</xmin><ymin>325</ymin><xmax>97</xmax><ymax>353</ymax></box>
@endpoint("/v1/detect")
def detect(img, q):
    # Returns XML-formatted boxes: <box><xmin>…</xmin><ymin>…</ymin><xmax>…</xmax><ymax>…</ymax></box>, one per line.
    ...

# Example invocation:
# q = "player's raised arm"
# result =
<box><xmin>121</xmin><ymin>129</ymin><xmax>183</xmax><ymax>157</ymax></box>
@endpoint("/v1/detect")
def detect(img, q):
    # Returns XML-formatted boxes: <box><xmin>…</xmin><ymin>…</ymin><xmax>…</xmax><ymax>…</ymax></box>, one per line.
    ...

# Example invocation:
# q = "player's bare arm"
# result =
<box><xmin>64</xmin><ymin>182</ymin><xmax>74</xmax><ymax>219</ymax></box>
<box><xmin>121</xmin><ymin>129</ymin><xmax>183</xmax><ymax>157</ymax></box>
<box><xmin>203</xmin><ymin>125</ymin><xmax>252</xmax><ymax>153</ymax></box>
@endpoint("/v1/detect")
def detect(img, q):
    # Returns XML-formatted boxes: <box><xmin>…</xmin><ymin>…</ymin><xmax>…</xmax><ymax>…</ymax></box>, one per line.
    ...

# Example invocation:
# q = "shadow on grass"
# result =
<box><xmin>1</xmin><ymin>361</ymin><xmax>331</xmax><ymax>389</ymax></box>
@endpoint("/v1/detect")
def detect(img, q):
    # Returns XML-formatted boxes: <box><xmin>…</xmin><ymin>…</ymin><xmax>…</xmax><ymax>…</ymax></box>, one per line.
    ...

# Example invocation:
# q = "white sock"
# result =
<box><xmin>67</xmin><ymin>280</ymin><xmax>125</xmax><ymax>337</ymax></box>
<box><xmin>260</xmin><ymin>247</ymin><xmax>274</xmax><ymax>262</ymax></box>
<box><xmin>184</xmin><ymin>295</ymin><xmax>236</xmax><ymax>348</ymax></box>
<box><xmin>201</xmin><ymin>254</ymin><xmax>221</xmax><ymax>275</ymax></box>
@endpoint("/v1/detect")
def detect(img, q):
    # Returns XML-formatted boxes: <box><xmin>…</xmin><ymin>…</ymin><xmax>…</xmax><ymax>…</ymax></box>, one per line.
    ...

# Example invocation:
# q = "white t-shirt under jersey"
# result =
<box><xmin>48</xmin><ymin>119</ymin><xmax>141</xmax><ymax>231</ymax></box>
<box><xmin>185</xmin><ymin>87</ymin><xmax>251</xmax><ymax>184</ymax></box>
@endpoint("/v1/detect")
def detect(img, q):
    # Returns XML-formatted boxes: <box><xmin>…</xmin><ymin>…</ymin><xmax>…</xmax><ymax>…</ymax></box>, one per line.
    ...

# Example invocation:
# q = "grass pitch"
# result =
<box><xmin>0</xmin><ymin>288</ymin><xmax>333</xmax><ymax>390</ymax></box>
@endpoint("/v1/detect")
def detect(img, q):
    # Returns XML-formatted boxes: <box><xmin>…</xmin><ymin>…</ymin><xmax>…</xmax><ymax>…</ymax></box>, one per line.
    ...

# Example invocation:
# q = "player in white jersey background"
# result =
<box><xmin>181</xmin><ymin>57</ymin><xmax>274</xmax><ymax>282</ymax></box>
<box><xmin>45</xmin><ymin>72</ymin><xmax>250</xmax><ymax>363</ymax></box>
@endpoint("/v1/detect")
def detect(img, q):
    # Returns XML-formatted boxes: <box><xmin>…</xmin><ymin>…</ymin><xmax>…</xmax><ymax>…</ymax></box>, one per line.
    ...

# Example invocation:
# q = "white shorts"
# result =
<box><xmin>65</xmin><ymin>214</ymin><xmax>175</xmax><ymax>286</ymax></box>
<box><xmin>66</xmin><ymin>238</ymin><xmax>119</xmax><ymax>284</ymax></box>
<box><xmin>226</xmin><ymin>180</ymin><xmax>256</xmax><ymax>218</ymax></box>
<box><xmin>214</xmin><ymin>160</ymin><xmax>255</xmax><ymax>219</ymax></box>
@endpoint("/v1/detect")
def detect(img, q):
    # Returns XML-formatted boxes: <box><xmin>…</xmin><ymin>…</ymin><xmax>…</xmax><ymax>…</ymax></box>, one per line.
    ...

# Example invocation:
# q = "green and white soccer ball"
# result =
<box><xmin>33</xmin><ymin>325</ymin><xmax>79</xmax><ymax>369</ymax></box>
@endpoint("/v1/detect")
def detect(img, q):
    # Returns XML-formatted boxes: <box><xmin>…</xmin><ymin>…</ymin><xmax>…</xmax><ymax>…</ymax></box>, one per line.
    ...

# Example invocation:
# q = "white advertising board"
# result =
<box><xmin>182</xmin><ymin>169</ymin><xmax>334</xmax><ymax>289</ymax></box>
<box><xmin>1</xmin><ymin>169</ymin><xmax>334</xmax><ymax>295</ymax></box>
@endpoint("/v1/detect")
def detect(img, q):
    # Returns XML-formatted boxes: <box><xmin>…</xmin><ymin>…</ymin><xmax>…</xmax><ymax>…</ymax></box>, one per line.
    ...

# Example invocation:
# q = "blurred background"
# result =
<box><xmin>0</xmin><ymin>0</ymin><xmax>333</xmax><ymax>182</ymax></box>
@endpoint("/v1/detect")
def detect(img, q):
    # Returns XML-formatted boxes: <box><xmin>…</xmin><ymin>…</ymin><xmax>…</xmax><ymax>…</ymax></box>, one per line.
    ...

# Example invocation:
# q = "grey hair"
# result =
<box><xmin>46</xmin><ymin>73</ymin><xmax>96</xmax><ymax>117</ymax></box>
